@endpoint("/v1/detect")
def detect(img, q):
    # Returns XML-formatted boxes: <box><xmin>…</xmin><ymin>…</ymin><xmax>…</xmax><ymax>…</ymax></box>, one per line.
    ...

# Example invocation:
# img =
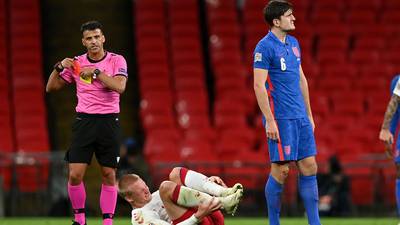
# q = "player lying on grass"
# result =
<box><xmin>118</xmin><ymin>167</ymin><xmax>243</xmax><ymax>225</ymax></box>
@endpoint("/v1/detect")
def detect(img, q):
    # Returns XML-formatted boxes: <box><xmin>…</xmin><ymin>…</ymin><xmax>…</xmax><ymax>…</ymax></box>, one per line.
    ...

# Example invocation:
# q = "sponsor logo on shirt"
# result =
<box><xmin>254</xmin><ymin>52</ymin><xmax>262</xmax><ymax>62</ymax></box>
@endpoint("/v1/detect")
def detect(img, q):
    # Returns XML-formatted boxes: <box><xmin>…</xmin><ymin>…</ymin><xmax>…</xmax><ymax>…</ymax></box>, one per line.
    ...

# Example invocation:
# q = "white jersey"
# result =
<box><xmin>131</xmin><ymin>191</ymin><xmax>171</xmax><ymax>225</ymax></box>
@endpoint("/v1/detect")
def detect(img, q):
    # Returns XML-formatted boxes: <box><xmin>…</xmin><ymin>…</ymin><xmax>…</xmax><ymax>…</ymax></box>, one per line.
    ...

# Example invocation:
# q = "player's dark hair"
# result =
<box><xmin>263</xmin><ymin>0</ymin><xmax>293</xmax><ymax>26</ymax></box>
<box><xmin>80</xmin><ymin>20</ymin><xmax>103</xmax><ymax>34</ymax></box>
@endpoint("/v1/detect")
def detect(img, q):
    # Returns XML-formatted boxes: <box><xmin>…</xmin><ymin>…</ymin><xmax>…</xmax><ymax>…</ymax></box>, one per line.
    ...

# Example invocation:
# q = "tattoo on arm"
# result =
<box><xmin>382</xmin><ymin>95</ymin><xmax>400</xmax><ymax>129</ymax></box>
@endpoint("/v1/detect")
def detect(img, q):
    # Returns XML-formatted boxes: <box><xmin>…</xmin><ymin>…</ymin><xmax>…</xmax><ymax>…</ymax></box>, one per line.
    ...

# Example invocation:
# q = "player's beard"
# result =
<box><xmin>282</xmin><ymin>26</ymin><xmax>295</xmax><ymax>33</ymax></box>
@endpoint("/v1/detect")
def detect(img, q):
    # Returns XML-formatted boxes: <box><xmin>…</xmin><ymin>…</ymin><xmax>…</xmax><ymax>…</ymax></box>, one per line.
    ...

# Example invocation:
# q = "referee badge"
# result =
<box><xmin>254</xmin><ymin>52</ymin><xmax>262</xmax><ymax>62</ymax></box>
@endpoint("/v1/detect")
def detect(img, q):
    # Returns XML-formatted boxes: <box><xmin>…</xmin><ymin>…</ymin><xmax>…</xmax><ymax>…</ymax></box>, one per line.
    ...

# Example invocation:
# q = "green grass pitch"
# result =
<box><xmin>0</xmin><ymin>217</ymin><xmax>398</xmax><ymax>225</ymax></box>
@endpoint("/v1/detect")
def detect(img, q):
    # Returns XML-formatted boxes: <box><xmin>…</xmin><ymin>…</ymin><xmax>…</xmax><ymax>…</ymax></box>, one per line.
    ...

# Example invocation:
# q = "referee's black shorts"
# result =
<box><xmin>64</xmin><ymin>113</ymin><xmax>121</xmax><ymax>168</ymax></box>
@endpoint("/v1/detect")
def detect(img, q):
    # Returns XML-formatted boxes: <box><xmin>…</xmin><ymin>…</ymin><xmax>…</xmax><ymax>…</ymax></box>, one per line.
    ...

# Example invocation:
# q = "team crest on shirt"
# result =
<box><xmin>254</xmin><ymin>52</ymin><xmax>262</xmax><ymax>62</ymax></box>
<box><xmin>284</xmin><ymin>145</ymin><xmax>291</xmax><ymax>155</ymax></box>
<box><xmin>292</xmin><ymin>47</ymin><xmax>300</xmax><ymax>57</ymax></box>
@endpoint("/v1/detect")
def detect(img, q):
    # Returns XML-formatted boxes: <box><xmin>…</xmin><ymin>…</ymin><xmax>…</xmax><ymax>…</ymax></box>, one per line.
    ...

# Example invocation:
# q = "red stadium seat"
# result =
<box><xmin>318</xmin><ymin>36</ymin><xmax>348</xmax><ymax>52</ymax></box>
<box><xmin>217</xmin><ymin>88</ymin><xmax>256</xmax><ymax>115</ymax></box>
<box><xmin>180</xmin><ymin>139</ymin><xmax>220</xmax><ymax>175</ymax></box>
<box><xmin>365</xmin><ymin>92</ymin><xmax>391</xmax><ymax>115</ymax></box>
<box><xmin>381</xmin><ymin>167</ymin><xmax>396</xmax><ymax>206</ymax></box>
<box><xmin>357</xmin><ymin>63</ymin><xmax>394</xmax><ymax>80</ymax></box>
<box><xmin>244</xmin><ymin>0</ymin><xmax>271</xmax><ymax>11</ymax></box>
<box><xmin>135</xmin><ymin>11</ymin><xmax>165</xmax><ymax>26</ymax></box>
<box><xmin>147</xmin><ymin>128</ymin><xmax>182</xmax><ymax>143</ymax></box>
<box><xmin>331</xmin><ymin>91</ymin><xmax>364</xmax><ymax>116</ymax></box>
<box><xmin>383</xmin><ymin>0</ymin><xmax>400</xmax><ymax>10</ymax></box>
<box><xmin>346</xmin><ymin>10</ymin><xmax>377</xmax><ymax>24</ymax></box>
<box><xmin>381</xmin><ymin>10</ymin><xmax>400</xmax><ymax>23</ymax></box>
<box><xmin>315</xmin><ymin>24</ymin><xmax>351</xmax><ymax>38</ymax></box>
<box><xmin>175</xmin><ymin>94</ymin><xmax>208</xmax><ymax>116</ymax></box>
<box><xmin>215</xmin><ymin>77</ymin><xmax>247</xmax><ymax>95</ymax></box>
<box><xmin>214</xmin><ymin>100</ymin><xmax>247</xmax><ymax>116</ymax></box>
<box><xmin>316</xmin><ymin>50</ymin><xmax>347</xmax><ymax>65</ymax></box>
<box><xmin>174</xmin><ymin>65</ymin><xmax>205</xmax><ymax>79</ymax></box>
<box><xmin>208</xmin><ymin>9</ymin><xmax>237</xmax><ymax>24</ymax></box>
<box><xmin>139</xmin><ymin>76</ymin><xmax>171</xmax><ymax>94</ymax></box>
<box><xmin>219</xmin><ymin>128</ymin><xmax>256</xmax><ymax>149</ymax></box>
<box><xmin>381</xmin><ymin>51</ymin><xmax>400</xmax><ymax>65</ymax></box>
<box><xmin>313</xmin><ymin>0</ymin><xmax>345</xmax><ymax>11</ymax></box>
<box><xmin>142</xmin><ymin>114</ymin><xmax>176</xmax><ymax>132</ymax></box>
<box><xmin>354</xmin><ymin>35</ymin><xmax>385</xmax><ymax>51</ymax></box>
<box><xmin>317</xmin><ymin>77</ymin><xmax>352</xmax><ymax>91</ymax></box>
<box><xmin>354</xmin><ymin>76</ymin><xmax>388</xmax><ymax>91</ymax></box>
<box><xmin>349</xmin><ymin>50</ymin><xmax>380</xmax><ymax>64</ymax></box>
<box><xmin>143</xmin><ymin>137</ymin><xmax>179</xmax><ymax>159</ymax></box>
<box><xmin>135</xmin><ymin>0</ymin><xmax>164</xmax><ymax>9</ymax></box>
<box><xmin>170</xmin><ymin>25</ymin><xmax>200</xmax><ymax>38</ymax></box>
<box><xmin>310</xmin><ymin>10</ymin><xmax>342</xmax><ymax>24</ymax></box>
<box><xmin>348</xmin><ymin>0</ymin><xmax>381</xmax><ymax>10</ymax></box>
<box><xmin>311</xmin><ymin>95</ymin><xmax>330</xmax><ymax>117</ymax></box>
<box><xmin>137</xmin><ymin>37</ymin><xmax>168</xmax><ymax>52</ymax></box>
<box><xmin>210</xmin><ymin>36</ymin><xmax>240</xmax><ymax>53</ymax></box>
<box><xmin>171</xmin><ymin>39</ymin><xmax>201</xmax><ymax>53</ymax></box>
<box><xmin>136</xmin><ymin>24</ymin><xmax>167</xmax><ymax>39</ymax></box>
<box><xmin>211</xmin><ymin>50</ymin><xmax>242</xmax><ymax>67</ymax></box>
<box><xmin>209</xmin><ymin>23</ymin><xmax>240</xmax><ymax>38</ymax></box>
<box><xmin>324</xmin><ymin>114</ymin><xmax>357</xmax><ymax>131</ymax></box>
<box><xmin>320</xmin><ymin>63</ymin><xmax>357</xmax><ymax>78</ymax></box>
<box><xmin>177</xmin><ymin>114</ymin><xmax>211</xmax><ymax>130</ymax></box>
<box><xmin>169</xmin><ymin>0</ymin><xmax>197</xmax><ymax>13</ymax></box>
<box><xmin>184</xmin><ymin>128</ymin><xmax>218</xmax><ymax>143</ymax></box>
<box><xmin>174</xmin><ymin>76</ymin><xmax>206</xmax><ymax>91</ymax></box>
<box><xmin>214</xmin><ymin>113</ymin><xmax>248</xmax><ymax>130</ymax></box>
<box><xmin>170</xmin><ymin>10</ymin><xmax>199</xmax><ymax>23</ymax></box>
<box><xmin>138</xmin><ymin>66</ymin><xmax>169</xmax><ymax>79</ymax></box>
<box><xmin>342</xmin><ymin>164</ymin><xmax>376</xmax><ymax>206</ymax></box>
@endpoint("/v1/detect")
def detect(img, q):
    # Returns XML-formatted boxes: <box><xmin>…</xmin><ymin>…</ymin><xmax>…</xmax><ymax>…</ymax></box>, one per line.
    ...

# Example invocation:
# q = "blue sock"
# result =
<box><xmin>299</xmin><ymin>175</ymin><xmax>321</xmax><ymax>225</ymax></box>
<box><xmin>396</xmin><ymin>179</ymin><xmax>400</xmax><ymax>216</ymax></box>
<box><xmin>265</xmin><ymin>175</ymin><xmax>283</xmax><ymax>225</ymax></box>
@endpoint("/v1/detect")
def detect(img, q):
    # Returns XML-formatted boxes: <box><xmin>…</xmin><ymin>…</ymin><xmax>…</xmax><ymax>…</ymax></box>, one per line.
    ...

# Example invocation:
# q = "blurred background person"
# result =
<box><xmin>318</xmin><ymin>156</ymin><xmax>351</xmax><ymax>216</ymax></box>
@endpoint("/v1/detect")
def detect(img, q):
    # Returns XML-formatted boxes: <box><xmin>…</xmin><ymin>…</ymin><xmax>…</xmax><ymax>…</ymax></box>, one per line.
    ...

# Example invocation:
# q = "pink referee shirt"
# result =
<box><xmin>60</xmin><ymin>52</ymin><xmax>128</xmax><ymax>114</ymax></box>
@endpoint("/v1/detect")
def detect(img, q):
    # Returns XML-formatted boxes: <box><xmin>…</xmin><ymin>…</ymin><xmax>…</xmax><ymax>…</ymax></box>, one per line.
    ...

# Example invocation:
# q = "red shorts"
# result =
<box><xmin>172</xmin><ymin>208</ymin><xmax>224</xmax><ymax>225</ymax></box>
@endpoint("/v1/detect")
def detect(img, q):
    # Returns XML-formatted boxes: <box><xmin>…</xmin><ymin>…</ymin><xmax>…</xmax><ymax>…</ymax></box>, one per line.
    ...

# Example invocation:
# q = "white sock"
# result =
<box><xmin>184</xmin><ymin>170</ymin><xmax>226</xmax><ymax>196</ymax></box>
<box><xmin>175</xmin><ymin>185</ymin><xmax>213</xmax><ymax>207</ymax></box>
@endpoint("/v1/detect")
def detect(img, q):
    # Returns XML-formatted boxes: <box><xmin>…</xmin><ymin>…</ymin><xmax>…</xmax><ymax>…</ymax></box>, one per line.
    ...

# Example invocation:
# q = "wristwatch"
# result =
<box><xmin>54</xmin><ymin>62</ymin><xmax>64</xmax><ymax>73</ymax></box>
<box><xmin>93</xmin><ymin>68</ymin><xmax>101</xmax><ymax>79</ymax></box>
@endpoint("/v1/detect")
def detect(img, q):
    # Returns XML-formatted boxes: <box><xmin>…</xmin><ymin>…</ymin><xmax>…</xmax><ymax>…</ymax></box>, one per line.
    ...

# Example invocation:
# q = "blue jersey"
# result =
<box><xmin>390</xmin><ymin>75</ymin><xmax>400</xmax><ymax>141</ymax></box>
<box><xmin>253</xmin><ymin>31</ymin><xmax>307</xmax><ymax>119</ymax></box>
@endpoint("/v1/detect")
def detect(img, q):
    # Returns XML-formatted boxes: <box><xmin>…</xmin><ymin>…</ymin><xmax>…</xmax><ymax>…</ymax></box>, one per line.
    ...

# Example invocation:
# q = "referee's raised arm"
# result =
<box><xmin>46</xmin><ymin>57</ymin><xmax>74</xmax><ymax>92</ymax></box>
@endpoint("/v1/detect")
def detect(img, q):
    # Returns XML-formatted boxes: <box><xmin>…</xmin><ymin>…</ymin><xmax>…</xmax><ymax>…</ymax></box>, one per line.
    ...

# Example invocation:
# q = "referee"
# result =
<box><xmin>46</xmin><ymin>21</ymin><xmax>128</xmax><ymax>225</ymax></box>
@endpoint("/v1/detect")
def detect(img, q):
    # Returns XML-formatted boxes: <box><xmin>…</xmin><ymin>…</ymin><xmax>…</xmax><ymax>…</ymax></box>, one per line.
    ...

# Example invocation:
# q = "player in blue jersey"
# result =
<box><xmin>379</xmin><ymin>75</ymin><xmax>400</xmax><ymax>221</ymax></box>
<box><xmin>253</xmin><ymin>1</ymin><xmax>321</xmax><ymax>225</ymax></box>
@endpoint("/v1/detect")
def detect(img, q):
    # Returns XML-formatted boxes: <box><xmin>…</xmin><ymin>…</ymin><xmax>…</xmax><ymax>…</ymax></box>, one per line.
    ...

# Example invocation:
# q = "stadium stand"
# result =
<box><xmin>133</xmin><ymin>0</ymin><xmax>400</xmax><ymax>209</ymax></box>
<box><xmin>0</xmin><ymin>0</ymin><xmax>14</xmax><ymax>191</ymax></box>
<box><xmin>2</xmin><ymin>0</ymin><xmax>400</xmax><ymax>214</ymax></box>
